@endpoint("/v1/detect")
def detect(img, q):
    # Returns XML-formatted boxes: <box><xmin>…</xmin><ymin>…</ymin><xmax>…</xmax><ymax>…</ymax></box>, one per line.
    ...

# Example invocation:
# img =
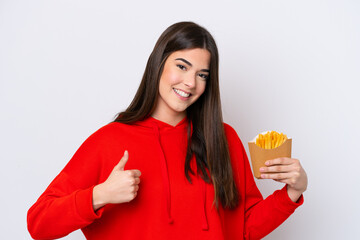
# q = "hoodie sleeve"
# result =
<box><xmin>223</xmin><ymin>124</ymin><xmax>303</xmax><ymax>240</ymax></box>
<box><xmin>27</xmin><ymin>125</ymin><xmax>113</xmax><ymax>239</ymax></box>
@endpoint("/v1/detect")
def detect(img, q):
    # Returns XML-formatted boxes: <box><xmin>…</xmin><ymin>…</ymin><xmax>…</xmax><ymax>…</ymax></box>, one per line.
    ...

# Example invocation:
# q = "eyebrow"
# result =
<box><xmin>175</xmin><ymin>58</ymin><xmax>210</xmax><ymax>72</ymax></box>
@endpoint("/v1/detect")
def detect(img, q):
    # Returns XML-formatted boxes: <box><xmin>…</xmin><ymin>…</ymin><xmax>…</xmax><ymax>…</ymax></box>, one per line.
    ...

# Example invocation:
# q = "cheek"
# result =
<box><xmin>161</xmin><ymin>68</ymin><xmax>182</xmax><ymax>86</ymax></box>
<box><xmin>196</xmin><ymin>81</ymin><xmax>207</xmax><ymax>95</ymax></box>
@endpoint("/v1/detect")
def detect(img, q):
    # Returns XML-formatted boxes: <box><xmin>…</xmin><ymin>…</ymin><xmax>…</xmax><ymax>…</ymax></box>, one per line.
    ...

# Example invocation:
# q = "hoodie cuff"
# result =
<box><xmin>274</xmin><ymin>185</ymin><xmax>304</xmax><ymax>214</ymax></box>
<box><xmin>75</xmin><ymin>186</ymin><xmax>104</xmax><ymax>222</ymax></box>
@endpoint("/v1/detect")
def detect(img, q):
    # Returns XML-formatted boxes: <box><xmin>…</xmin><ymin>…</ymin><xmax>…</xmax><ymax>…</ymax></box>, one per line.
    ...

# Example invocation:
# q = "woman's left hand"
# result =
<box><xmin>259</xmin><ymin>157</ymin><xmax>308</xmax><ymax>202</ymax></box>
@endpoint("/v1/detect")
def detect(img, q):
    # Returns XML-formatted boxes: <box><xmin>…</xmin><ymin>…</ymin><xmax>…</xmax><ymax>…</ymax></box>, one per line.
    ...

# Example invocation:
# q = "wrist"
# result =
<box><xmin>286</xmin><ymin>185</ymin><xmax>303</xmax><ymax>203</ymax></box>
<box><xmin>92</xmin><ymin>184</ymin><xmax>108</xmax><ymax>211</ymax></box>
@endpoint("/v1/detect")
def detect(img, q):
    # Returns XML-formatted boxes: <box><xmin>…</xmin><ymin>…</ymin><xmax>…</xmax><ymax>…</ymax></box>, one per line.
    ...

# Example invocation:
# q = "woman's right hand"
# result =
<box><xmin>92</xmin><ymin>150</ymin><xmax>141</xmax><ymax>211</ymax></box>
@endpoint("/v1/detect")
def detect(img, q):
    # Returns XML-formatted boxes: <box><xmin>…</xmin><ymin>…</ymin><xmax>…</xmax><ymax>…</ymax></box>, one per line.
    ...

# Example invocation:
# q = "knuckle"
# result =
<box><xmin>129</xmin><ymin>192</ymin><xmax>137</xmax><ymax>200</ymax></box>
<box><xmin>124</xmin><ymin>195</ymin><xmax>132</xmax><ymax>202</ymax></box>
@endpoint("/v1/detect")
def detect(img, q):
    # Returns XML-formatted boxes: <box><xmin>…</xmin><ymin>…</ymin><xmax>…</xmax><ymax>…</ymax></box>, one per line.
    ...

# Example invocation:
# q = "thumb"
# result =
<box><xmin>113</xmin><ymin>150</ymin><xmax>129</xmax><ymax>171</ymax></box>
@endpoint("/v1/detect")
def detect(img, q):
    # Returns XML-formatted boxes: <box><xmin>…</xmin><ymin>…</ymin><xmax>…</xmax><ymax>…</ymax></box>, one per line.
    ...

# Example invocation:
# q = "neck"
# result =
<box><xmin>151</xmin><ymin>111</ymin><xmax>186</xmax><ymax>127</ymax></box>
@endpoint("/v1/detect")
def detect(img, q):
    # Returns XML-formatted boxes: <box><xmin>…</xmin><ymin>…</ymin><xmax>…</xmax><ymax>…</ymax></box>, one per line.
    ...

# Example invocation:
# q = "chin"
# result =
<box><xmin>171</xmin><ymin>105</ymin><xmax>188</xmax><ymax>114</ymax></box>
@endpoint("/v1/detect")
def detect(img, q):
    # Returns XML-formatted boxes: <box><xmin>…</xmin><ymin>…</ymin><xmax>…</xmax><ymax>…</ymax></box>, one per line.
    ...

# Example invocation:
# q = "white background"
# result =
<box><xmin>1</xmin><ymin>0</ymin><xmax>359</xmax><ymax>239</ymax></box>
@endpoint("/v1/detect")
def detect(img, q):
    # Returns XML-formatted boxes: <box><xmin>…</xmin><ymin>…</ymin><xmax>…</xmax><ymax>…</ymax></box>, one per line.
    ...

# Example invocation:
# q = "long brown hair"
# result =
<box><xmin>114</xmin><ymin>22</ymin><xmax>239</xmax><ymax>209</ymax></box>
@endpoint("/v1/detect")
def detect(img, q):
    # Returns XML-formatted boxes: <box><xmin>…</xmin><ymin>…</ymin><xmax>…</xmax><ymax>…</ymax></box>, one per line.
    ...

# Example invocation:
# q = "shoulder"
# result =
<box><xmin>87</xmin><ymin>122</ymin><xmax>120</xmax><ymax>139</ymax></box>
<box><xmin>223</xmin><ymin>122</ymin><xmax>247</xmax><ymax>157</ymax></box>
<box><xmin>92</xmin><ymin>122</ymin><xmax>127</xmax><ymax>135</ymax></box>
<box><xmin>222</xmin><ymin>123</ymin><xmax>250</xmax><ymax>182</ymax></box>
<box><xmin>223</xmin><ymin>122</ymin><xmax>236</xmax><ymax>135</ymax></box>
<box><xmin>223</xmin><ymin>123</ymin><xmax>242</xmax><ymax>144</ymax></box>
<box><xmin>82</xmin><ymin>122</ymin><xmax>133</xmax><ymax>145</ymax></box>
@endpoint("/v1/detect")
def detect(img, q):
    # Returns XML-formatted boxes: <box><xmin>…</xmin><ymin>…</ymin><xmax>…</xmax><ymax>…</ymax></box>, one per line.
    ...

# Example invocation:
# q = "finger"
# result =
<box><xmin>265</xmin><ymin>157</ymin><xmax>295</xmax><ymax>166</ymax></box>
<box><xmin>128</xmin><ymin>177</ymin><xmax>140</xmax><ymax>186</ymax></box>
<box><xmin>260</xmin><ymin>164</ymin><xmax>294</xmax><ymax>173</ymax></box>
<box><xmin>274</xmin><ymin>179</ymin><xmax>289</xmax><ymax>184</ymax></box>
<box><xmin>274</xmin><ymin>178</ymin><xmax>298</xmax><ymax>187</ymax></box>
<box><xmin>129</xmin><ymin>185</ymin><xmax>140</xmax><ymax>194</ymax></box>
<box><xmin>134</xmin><ymin>177</ymin><xmax>140</xmax><ymax>185</ymax></box>
<box><xmin>127</xmin><ymin>169</ymin><xmax>141</xmax><ymax>177</ymax></box>
<box><xmin>261</xmin><ymin>172</ymin><xmax>294</xmax><ymax>180</ymax></box>
<box><xmin>113</xmin><ymin>150</ymin><xmax>129</xmax><ymax>171</ymax></box>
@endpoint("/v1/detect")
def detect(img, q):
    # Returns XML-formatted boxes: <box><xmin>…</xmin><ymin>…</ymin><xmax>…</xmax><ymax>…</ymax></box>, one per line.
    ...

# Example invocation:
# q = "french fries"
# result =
<box><xmin>255</xmin><ymin>131</ymin><xmax>287</xmax><ymax>149</ymax></box>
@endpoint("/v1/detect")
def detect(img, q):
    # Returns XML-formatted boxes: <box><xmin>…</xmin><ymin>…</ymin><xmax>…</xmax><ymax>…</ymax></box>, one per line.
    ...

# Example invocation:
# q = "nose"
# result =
<box><xmin>183</xmin><ymin>74</ymin><xmax>196</xmax><ymax>88</ymax></box>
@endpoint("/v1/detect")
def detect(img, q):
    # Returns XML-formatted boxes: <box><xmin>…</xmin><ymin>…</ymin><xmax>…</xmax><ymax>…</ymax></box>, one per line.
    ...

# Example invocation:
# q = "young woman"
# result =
<box><xmin>27</xmin><ymin>22</ymin><xmax>307</xmax><ymax>240</ymax></box>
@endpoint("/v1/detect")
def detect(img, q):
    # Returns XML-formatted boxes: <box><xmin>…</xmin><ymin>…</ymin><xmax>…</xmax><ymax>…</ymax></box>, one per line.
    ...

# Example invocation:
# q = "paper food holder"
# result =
<box><xmin>248</xmin><ymin>137</ymin><xmax>292</xmax><ymax>179</ymax></box>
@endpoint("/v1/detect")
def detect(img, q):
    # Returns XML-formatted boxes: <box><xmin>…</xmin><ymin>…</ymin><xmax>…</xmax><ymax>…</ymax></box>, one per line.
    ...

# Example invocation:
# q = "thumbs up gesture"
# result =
<box><xmin>92</xmin><ymin>151</ymin><xmax>141</xmax><ymax>211</ymax></box>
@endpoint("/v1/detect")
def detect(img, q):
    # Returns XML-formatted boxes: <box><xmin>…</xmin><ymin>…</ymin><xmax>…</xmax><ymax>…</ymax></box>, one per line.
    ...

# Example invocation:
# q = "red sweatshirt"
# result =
<box><xmin>27</xmin><ymin>117</ymin><xmax>303</xmax><ymax>240</ymax></box>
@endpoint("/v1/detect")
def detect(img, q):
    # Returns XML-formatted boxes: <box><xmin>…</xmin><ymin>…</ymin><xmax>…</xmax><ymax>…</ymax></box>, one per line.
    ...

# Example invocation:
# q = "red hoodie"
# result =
<box><xmin>27</xmin><ymin>117</ymin><xmax>303</xmax><ymax>240</ymax></box>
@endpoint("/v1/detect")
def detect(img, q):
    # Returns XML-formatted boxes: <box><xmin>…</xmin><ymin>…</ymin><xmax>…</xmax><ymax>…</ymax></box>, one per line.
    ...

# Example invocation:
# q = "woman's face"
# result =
<box><xmin>152</xmin><ymin>48</ymin><xmax>210</xmax><ymax>123</ymax></box>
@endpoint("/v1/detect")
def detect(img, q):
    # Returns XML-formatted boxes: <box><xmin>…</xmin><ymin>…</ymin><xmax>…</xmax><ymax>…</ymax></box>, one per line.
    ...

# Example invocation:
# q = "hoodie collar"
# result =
<box><xmin>136</xmin><ymin>116</ymin><xmax>189</xmax><ymax>131</ymax></box>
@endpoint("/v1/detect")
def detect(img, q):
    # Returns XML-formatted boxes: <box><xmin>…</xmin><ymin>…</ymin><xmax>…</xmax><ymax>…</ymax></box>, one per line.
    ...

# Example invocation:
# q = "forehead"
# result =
<box><xmin>168</xmin><ymin>48</ymin><xmax>211</xmax><ymax>68</ymax></box>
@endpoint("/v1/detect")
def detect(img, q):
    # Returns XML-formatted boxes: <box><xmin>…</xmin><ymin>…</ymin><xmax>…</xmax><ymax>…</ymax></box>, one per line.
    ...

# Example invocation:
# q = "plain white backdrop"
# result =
<box><xmin>1</xmin><ymin>0</ymin><xmax>359</xmax><ymax>239</ymax></box>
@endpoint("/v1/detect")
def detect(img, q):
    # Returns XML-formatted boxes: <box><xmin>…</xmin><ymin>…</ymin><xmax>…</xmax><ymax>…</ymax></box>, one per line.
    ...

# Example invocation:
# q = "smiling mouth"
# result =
<box><xmin>173</xmin><ymin>88</ymin><xmax>191</xmax><ymax>98</ymax></box>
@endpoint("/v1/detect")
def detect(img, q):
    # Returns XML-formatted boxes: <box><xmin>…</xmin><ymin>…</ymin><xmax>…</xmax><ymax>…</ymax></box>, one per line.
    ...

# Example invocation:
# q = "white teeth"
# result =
<box><xmin>174</xmin><ymin>88</ymin><xmax>190</xmax><ymax>97</ymax></box>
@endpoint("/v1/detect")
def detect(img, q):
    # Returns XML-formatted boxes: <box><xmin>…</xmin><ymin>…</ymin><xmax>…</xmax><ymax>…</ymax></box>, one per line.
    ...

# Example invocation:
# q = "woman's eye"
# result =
<box><xmin>198</xmin><ymin>73</ymin><xmax>209</xmax><ymax>80</ymax></box>
<box><xmin>177</xmin><ymin>64</ymin><xmax>186</xmax><ymax>70</ymax></box>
